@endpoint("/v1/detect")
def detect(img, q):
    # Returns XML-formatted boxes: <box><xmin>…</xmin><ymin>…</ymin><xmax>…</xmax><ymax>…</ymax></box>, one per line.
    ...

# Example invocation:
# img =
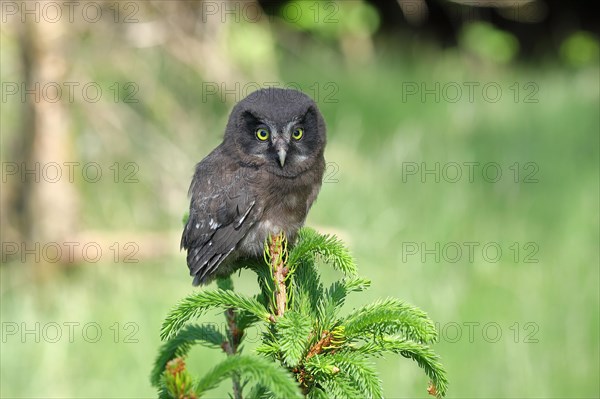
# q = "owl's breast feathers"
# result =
<box><xmin>181</xmin><ymin>147</ymin><xmax>324</xmax><ymax>285</ymax></box>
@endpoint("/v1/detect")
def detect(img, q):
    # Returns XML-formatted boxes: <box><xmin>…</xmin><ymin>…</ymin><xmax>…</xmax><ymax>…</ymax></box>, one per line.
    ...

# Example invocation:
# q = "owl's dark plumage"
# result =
<box><xmin>182</xmin><ymin>88</ymin><xmax>326</xmax><ymax>285</ymax></box>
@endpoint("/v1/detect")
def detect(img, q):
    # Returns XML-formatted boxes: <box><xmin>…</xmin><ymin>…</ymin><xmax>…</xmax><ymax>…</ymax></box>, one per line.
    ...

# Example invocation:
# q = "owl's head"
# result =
<box><xmin>224</xmin><ymin>88</ymin><xmax>326</xmax><ymax>177</ymax></box>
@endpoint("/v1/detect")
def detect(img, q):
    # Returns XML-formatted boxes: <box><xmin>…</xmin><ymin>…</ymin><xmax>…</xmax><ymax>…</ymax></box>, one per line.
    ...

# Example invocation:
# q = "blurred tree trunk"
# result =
<box><xmin>11</xmin><ymin>20</ymin><xmax>78</xmax><ymax>246</ymax></box>
<box><xmin>156</xmin><ymin>0</ymin><xmax>275</xmax><ymax>96</ymax></box>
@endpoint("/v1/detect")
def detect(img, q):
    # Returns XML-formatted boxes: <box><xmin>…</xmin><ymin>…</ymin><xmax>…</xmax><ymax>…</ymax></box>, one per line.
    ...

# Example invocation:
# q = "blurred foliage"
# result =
<box><xmin>284</xmin><ymin>0</ymin><xmax>380</xmax><ymax>38</ymax></box>
<box><xmin>460</xmin><ymin>22</ymin><xmax>519</xmax><ymax>64</ymax></box>
<box><xmin>0</xmin><ymin>0</ymin><xmax>598</xmax><ymax>398</ymax></box>
<box><xmin>560</xmin><ymin>31</ymin><xmax>600</xmax><ymax>67</ymax></box>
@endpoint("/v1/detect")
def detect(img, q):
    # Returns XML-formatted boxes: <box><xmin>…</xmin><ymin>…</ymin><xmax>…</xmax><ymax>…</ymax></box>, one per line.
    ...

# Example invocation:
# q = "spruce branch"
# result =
<box><xmin>306</xmin><ymin>386</ymin><xmax>329</xmax><ymax>399</ymax></box>
<box><xmin>306</xmin><ymin>351</ymin><xmax>383</xmax><ymax>399</ymax></box>
<box><xmin>246</xmin><ymin>384</ymin><xmax>269</xmax><ymax>399</ymax></box>
<box><xmin>317</xmin><ymin>277</ymin><xmax>371</xmax><ymax>333</ymax></box>
<box><xmin>195</xmin><ymin>355</ymin><xmax>303</xmax><ymax>399</ymax></box>
<box><xmin>289</xmin><ymin>227</ymin><xmax>357</xmax><ymax>276</ymax></box>
<box><xmin>276</xmin><ymin>310</ymin><xmax>312</xmax><ymax>366</ymax></box>
<box><xmin>265</xmin><ymin>232</ymin><xmax>288</xmax><ymax>317</ymax></box>
<box><xmin>151</xmin><ymin>324</ymin><xmax>226</xmax><ymax>386</ymax></box>
<box><xmin>223</xmin><ymin>308</ymin><xmax>243</xmax><ymax>399</ymax></box>
<box><xmin>311</xmin><ymin>371</ymin><xmax>363</xmax><ymax>399</ymax></box>
<box><xmin>342</xmin><ymin>297</ymin><xmax>438</xmax><ymax>344</ymax></box>
<box><xmin>218</xmin><ymin>277</ymin><xmax>243</xmax><ymax>399</ymax></box>
<box><xmin>160</xmin><ymin>357</ymin><xmax>198</xmax><ymax>399</ymax></box>
<box><xmin>153</xmin><ymin>227</ymin><xmax>449</xmax><ymax>398</ymax></box>
<box><xmin>351</xmin><ymin>336</ymin><xmax>448</xmax><ymax>398</ymax></box>
<box><xmin>223</xmin><ymin>308</ymin><xmax>242</xmax><ymax>355</ymax></box>
<box><xmin>291</xmin><ymin>258</ymin><xmax>323</xmax><ymax>318</ymax></box>
<box><xmin>305</xmin><ymin>326</ymin><xmax>345</xmax><ymax>360</ymax></box>
<box><xmin>161</xmin><ymin>289</ymin><xmax>270</xmax><ymax>340</ymax></box>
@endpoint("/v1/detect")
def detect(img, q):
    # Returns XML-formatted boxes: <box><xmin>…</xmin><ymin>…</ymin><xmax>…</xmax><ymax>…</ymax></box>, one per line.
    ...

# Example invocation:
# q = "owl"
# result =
<box><xmin>181</xmin><ymin>88</ymin><xmax>327</xmax><ymax>285</ymax></box>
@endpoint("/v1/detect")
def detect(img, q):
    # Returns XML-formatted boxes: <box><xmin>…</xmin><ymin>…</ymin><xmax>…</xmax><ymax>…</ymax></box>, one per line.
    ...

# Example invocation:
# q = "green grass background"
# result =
<box><xmin>1</xmin><ymin>22</ymin><xmax>599</xmax><ymax>399</ymax></box>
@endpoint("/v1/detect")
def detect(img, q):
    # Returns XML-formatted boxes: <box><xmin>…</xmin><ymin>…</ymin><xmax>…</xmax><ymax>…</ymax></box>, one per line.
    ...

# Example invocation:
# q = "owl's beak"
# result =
<box><xmin>277</xmin><ymin>148</ymin><xmax>287</xmax><ymax>167</ymax></box>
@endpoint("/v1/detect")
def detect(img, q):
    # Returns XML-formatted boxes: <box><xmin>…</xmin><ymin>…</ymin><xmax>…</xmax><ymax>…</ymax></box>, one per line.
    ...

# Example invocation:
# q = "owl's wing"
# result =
<box><xmin>181</xmin><ymin>160</ymin><xmax>260</xmax><ymax>285</ymax></box>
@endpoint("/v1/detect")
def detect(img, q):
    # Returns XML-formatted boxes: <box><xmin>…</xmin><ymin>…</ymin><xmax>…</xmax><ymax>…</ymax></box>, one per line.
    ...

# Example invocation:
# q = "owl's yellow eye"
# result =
<box><xmin>292</xmin><ymin>128</ymin><xmax>304</xmax><ymax>140</ymax></box>
<box><xmin>256</xmin><ymin>128</ymin><xmax>269</xmax><ymax>141</ymax></box>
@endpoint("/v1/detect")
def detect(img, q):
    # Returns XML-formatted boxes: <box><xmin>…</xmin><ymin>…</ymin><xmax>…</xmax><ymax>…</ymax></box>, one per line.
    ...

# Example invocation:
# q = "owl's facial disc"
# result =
<box><xmin>234</xmin><ymin>103</ymin><xmax>323</xmax><ymax>176</ymax></box>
